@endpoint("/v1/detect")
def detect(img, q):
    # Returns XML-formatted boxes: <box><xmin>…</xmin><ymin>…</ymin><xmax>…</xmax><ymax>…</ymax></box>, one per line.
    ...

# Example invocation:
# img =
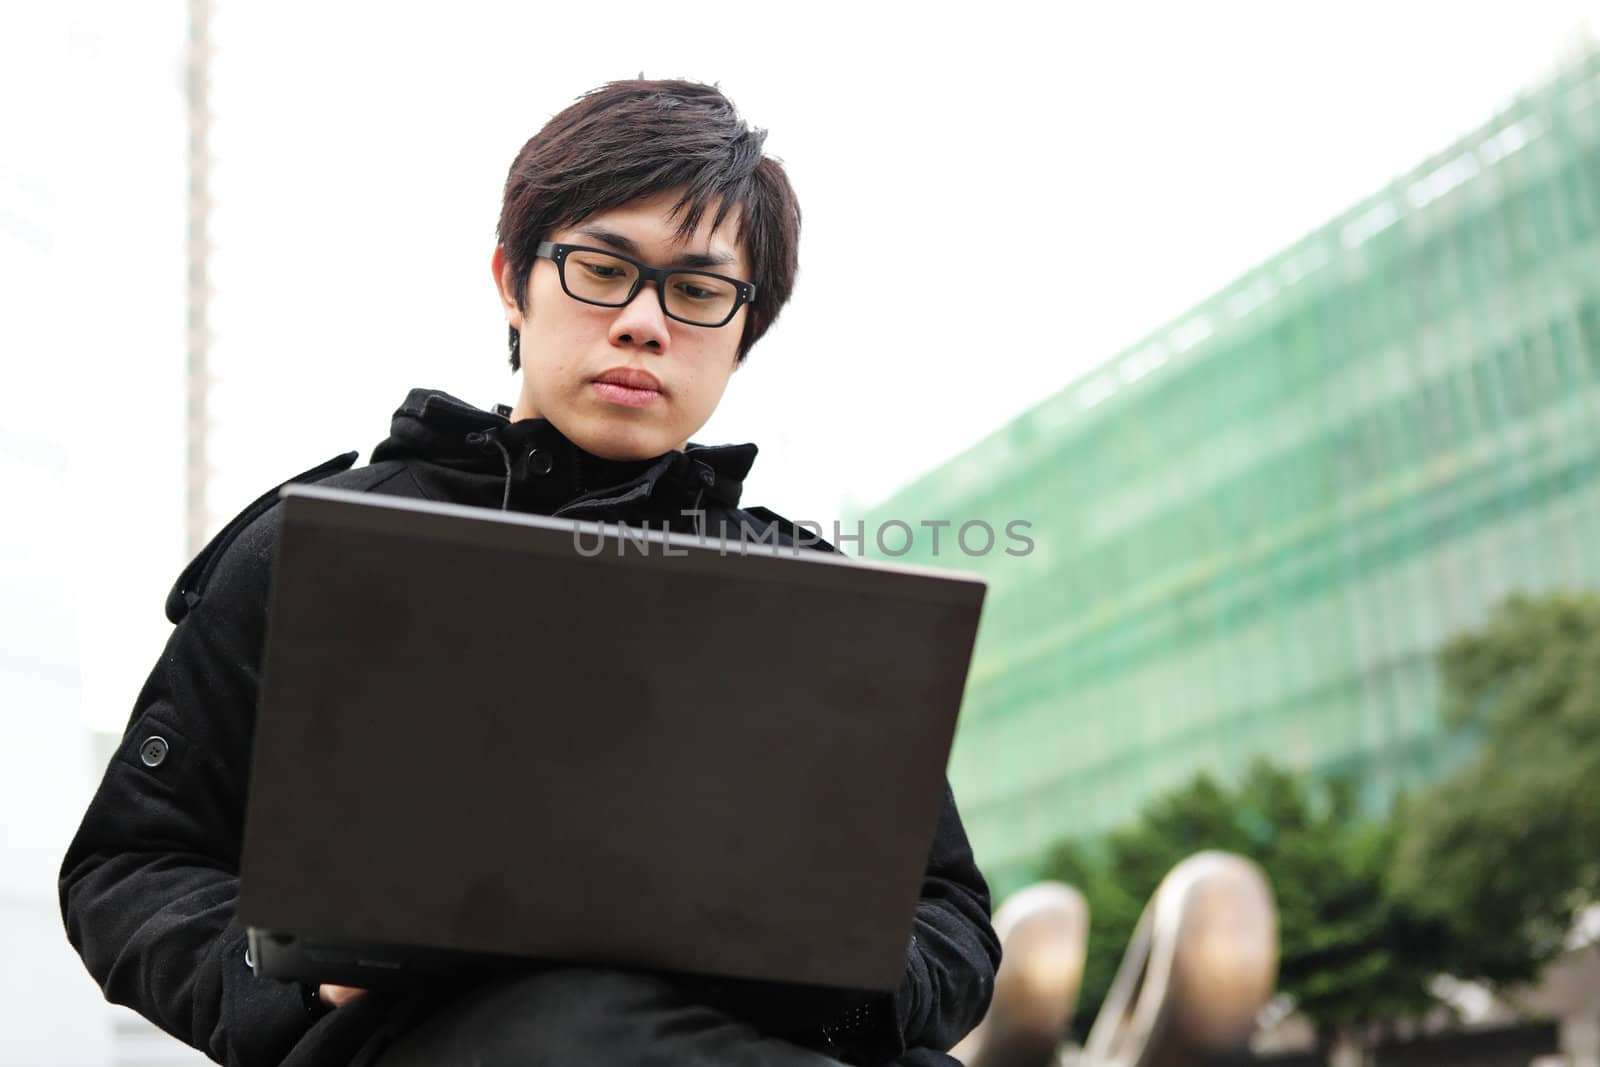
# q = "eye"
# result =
<box><xmin>673</xmin><ymin>277</ymin><xmax>734</xmax><ymax>303</ymax></box>
<box><xmin>584</xmin><ymin>263</ymin><xmax>628</xmax><ymax>280</ymax></box>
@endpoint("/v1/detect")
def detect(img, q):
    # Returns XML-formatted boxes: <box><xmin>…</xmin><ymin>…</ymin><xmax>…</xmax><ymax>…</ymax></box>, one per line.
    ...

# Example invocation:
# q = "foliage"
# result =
<box><xmin>1392</xmin><ymin>592</ymin><xmax>1600</xmax><ymax>985</ymax></box>
<box><xmin>1040</xmin><ymin>761</ymin><xmax>1451</xmax><ymax>1038</ymax></box>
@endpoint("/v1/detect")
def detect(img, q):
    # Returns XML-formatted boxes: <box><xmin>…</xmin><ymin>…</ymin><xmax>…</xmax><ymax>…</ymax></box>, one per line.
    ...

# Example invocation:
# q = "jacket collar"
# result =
<box><xmin>370</xmin><ymin>388</ymin><xmax>758</xmax><ymax>518</ymax></box>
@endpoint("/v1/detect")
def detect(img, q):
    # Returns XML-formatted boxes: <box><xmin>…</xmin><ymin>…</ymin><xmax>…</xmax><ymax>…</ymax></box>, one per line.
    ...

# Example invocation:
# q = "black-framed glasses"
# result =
<box><xmin>535</xmin><ymin>242</ymin><xmax>757</xmax><ymax>328</ymax></box>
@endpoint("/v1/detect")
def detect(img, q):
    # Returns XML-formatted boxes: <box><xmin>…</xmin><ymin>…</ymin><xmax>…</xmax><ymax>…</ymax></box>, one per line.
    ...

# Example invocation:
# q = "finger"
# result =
<box><xmin>318</xmin><ymin>983</ymin><xmax>369</xmax><ymax>1009</ymax></box>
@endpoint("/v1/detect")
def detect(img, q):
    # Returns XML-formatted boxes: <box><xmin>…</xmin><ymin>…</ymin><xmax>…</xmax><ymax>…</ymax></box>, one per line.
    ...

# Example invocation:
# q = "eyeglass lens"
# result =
<box><xmin>562</xmin><ymin>248</ymin><xmax>738</xmax><ymax>326</ymax></box>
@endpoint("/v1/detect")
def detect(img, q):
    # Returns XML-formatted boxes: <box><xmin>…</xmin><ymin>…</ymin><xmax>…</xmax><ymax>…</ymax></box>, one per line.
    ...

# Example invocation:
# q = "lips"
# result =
<box><xmin>590</xmin><ymin>366</ymin><xmax>665</xmax><ymax>410</ymax></box>
<box><xmin>593</xmin><ymin>367</ymin><xmax>663</xmax><ymax>394</ymax></box>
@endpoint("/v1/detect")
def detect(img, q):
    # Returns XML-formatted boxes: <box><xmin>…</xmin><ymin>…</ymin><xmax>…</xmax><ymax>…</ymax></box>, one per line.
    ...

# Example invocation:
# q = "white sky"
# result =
<box><xmin>13</xmin><ymin>0</ymin><xmax>1599</xmax><ymax>730</ymax></box>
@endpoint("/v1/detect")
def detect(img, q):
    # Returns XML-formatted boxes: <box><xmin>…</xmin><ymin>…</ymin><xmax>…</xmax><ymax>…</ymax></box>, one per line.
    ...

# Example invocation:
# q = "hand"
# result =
<box><xmin>317</xmin><ymin>983</ymin><xmax>369</xmax><ymax>1009</ymax></box>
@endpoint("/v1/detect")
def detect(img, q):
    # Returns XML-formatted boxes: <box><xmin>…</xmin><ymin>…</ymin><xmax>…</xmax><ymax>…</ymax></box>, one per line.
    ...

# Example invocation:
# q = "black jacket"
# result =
<box><xmin>59</xmin><ymin>388</ymin><xmax>1000</xmax><ymax>1067</ymax></box>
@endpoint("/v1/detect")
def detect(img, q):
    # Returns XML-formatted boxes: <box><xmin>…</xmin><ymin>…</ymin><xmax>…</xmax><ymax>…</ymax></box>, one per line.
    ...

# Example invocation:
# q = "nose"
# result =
<box><xmin>608</xmin><ymin>280</ymin><xmax>670</xmax><ymax>352</ymax></box>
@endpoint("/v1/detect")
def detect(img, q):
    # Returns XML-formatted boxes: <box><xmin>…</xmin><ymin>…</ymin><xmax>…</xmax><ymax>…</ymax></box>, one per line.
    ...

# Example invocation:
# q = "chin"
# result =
<box><xmin>570</xmin><ymin>417</ymin><xmax>676</xmax><ymax>461</ymax></box>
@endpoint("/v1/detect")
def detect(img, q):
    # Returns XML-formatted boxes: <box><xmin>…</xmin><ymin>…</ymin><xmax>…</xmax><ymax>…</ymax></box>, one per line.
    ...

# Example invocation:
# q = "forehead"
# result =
<box><xmin>555</xmin><ymin>189</ymin><xmax>747</xmax><ymax>270</ymax></box>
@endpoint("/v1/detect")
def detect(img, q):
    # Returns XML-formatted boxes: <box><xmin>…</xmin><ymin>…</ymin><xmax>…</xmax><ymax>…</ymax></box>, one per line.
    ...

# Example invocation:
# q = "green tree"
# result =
<box><xmin>1042</xmin><ymin>762</ymin><xmax>1449</xmax><ymax>1041</ymax></box>
<box><xmin>1393</xmin><ymin>592</ymin><xmax>1600</xmax><ymax>985</ymax></box>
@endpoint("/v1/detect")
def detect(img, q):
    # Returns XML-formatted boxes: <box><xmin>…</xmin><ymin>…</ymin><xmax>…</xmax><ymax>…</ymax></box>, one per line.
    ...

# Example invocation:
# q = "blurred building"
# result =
<box><xmin>0</xmin><ymin>17</ymin><xmax>114</xmax><ymax>1067</ymax></box>
<box><xmin>863</xmin><ymin>46</ymin><xmax>1600</xmax><ymax>892</ymax></box>
<box><xmin>1</xmin><ymin>6</ymin><xmax>210</xmax><ymax>1066</ymax></box>
<box><xmin>184</xmin><ymin>0</ymin><xmax>215</xmax><ymax>557</ymax></box>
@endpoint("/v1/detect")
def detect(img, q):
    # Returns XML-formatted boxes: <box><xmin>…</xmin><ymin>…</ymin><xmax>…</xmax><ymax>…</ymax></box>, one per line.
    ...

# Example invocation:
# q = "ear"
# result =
<box><xmin>491</xmin><ymin>246</ymin><xmax>523</xmax><ymax>329</ymax></box>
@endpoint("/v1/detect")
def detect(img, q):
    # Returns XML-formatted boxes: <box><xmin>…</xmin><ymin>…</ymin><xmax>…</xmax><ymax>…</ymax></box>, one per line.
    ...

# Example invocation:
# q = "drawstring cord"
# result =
<box><xmin>690</xmin><ymin>460</ymin><xmax>714</xmax><ymax>538</ymax></box>
<box><xmin>465</xmin><ymin>431</ymin><xmax>515</xmax><ymax>511</ymax></box>
<box><xmin>489</xmin><ymin>437</ymin><xmax>514</xmax><ymax>510</ymax></box>
<box><xmin>467</xmin><ymin>431</ymin><xmax>719</xmax><ymax>524</ymax></box>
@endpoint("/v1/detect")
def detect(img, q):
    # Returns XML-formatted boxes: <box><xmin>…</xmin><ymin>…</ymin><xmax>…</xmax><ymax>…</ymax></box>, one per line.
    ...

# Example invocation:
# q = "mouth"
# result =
<box><xmin>591</xmin><ymin>367</ymin><xmax>664</xmax><ymax>409</ymax></box>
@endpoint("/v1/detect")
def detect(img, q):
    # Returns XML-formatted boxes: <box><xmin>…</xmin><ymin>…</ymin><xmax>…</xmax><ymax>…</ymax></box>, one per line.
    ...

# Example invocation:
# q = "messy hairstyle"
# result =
<box><xmin>497</xmin><ymin>79</ymin><xmax>801</xmax><ymax>368</ymax></box>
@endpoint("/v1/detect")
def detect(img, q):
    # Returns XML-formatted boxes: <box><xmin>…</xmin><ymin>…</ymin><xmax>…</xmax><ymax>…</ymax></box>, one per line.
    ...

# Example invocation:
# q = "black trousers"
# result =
<box><xmin>371</xmin><ymin>968</ymin><xmax>851</xmax><ymax>1067</ymax></box>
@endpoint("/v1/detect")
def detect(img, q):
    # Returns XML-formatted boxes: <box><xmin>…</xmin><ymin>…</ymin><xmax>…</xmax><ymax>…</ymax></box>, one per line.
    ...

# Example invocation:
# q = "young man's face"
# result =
<box><xmin>494</xmin><ymin>189</ymin><xmax>748</xmax><ymax>460</ymax></box>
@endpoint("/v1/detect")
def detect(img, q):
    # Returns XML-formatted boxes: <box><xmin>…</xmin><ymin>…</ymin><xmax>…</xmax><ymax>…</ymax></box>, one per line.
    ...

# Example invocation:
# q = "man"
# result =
<box><xmin>60</xmin><ymin>78</ymin><xmax>999</xmax><ymax>1067</ymax></box>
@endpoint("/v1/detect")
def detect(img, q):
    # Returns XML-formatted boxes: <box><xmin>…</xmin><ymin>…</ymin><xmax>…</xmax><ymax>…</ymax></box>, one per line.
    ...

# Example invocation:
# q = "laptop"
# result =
<box><xmin>239</xmin><ymin>484</ymin><xmax>986</xmax><ymax>995</ymax></box>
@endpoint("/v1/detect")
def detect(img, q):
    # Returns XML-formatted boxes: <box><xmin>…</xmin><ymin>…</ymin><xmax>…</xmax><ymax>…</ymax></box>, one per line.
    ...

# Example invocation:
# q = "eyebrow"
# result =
<box><xmin>575</xmin><ymin>225</ymin><xmax>738</xmax><ymax>270</ymax></box>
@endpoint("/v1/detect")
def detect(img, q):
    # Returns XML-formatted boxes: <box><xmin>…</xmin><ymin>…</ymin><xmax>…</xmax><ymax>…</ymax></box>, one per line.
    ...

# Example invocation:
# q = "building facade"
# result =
<box><xmin>863</xmin><ymin>48</ymin><xmax>1600</xmax><ymax>892</ymax></box>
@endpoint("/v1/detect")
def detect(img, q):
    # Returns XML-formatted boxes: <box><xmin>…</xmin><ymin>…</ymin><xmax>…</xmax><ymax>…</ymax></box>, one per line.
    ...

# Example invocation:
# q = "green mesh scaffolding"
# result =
<box><xmin>860</xmin><ymin>48</ymin><xmax>1600</xmax><ymax>894</ymax></box>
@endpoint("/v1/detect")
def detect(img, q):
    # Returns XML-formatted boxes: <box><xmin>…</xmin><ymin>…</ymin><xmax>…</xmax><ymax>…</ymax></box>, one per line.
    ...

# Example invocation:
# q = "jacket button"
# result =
<box><xmin>526</xmin><ymin>449</ymin><xmax>553</xmax><ymax>475</ymax></box>
<box><xmin>139</xmin><ymin>736</ymin><xmax>170</xmax><ymax>768</ymax></box>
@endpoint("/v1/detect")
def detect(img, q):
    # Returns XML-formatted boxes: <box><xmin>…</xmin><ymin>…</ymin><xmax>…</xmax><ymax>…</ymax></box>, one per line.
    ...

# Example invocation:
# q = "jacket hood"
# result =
<box><xmin>370</xmin><ymin>388</ymin><xmax>758</xmax><ymax>517</ymax></box>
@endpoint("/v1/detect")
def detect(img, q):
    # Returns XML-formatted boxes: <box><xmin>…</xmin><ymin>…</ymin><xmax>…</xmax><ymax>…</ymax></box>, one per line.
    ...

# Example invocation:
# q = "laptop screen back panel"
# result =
<box><xmin>239</xmin><ymin>488</ymin><xmax>985</xmax><ymax>992</ymax></box>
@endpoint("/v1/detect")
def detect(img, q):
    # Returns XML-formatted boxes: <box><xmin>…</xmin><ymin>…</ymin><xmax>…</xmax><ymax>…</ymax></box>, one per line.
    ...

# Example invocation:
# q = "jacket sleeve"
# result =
<box><xmin>59</xmin><ymin>512</ymin><xmax>320</xmax><ymax>1067</ymax></box>
<box><xmin>893</xmin><ymin>781</ymin><xmax>1000</xmax><ymax>1049</ymax></box>
<box><xmin>824</xmin><ymin>781</ymin><xmax>1001</xmax><ymax>1065</ymax></box>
